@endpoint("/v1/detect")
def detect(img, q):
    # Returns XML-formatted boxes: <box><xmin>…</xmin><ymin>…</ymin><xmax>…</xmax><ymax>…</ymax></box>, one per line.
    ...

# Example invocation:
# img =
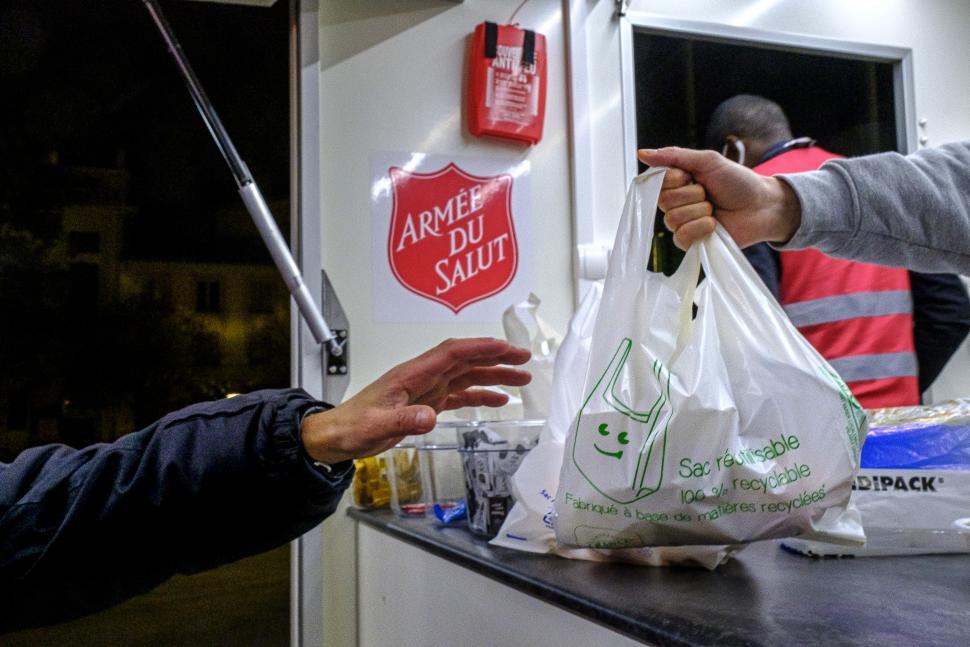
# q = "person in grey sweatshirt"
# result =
<box><xmin>638</xmin><ymin>142</ymin><xmax>970</xmax><ymax>275</ymax></box>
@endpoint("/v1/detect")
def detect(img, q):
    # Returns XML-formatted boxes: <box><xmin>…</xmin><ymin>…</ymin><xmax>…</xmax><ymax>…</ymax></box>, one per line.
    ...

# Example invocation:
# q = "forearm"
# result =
<box><xmin>0</xmin><ymin>389</ymin><xmax>352</xmax><ymax>632</ymax></box>
<box><xmin>778</xmin><ymin>141</ymin><xmax>970</xmax><ymax>274</ymax></box>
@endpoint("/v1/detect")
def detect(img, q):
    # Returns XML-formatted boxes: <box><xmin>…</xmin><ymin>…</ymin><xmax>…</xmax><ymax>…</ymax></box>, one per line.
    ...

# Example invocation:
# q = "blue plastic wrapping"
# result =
<box><xmin>863</xmin><ymin>400</ymin><xmax>970</xmax><ymax>471</ymax></box>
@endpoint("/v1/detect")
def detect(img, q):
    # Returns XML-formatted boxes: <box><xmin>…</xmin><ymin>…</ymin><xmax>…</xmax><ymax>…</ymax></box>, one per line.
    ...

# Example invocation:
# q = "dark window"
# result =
<box><xmin>195</xmin><ymin>280</ymin><xmax>221</xmax><ymax>313</ymax></box>
<box><xmin>633</xmin><ymin>33</ymin><xmax>899</xmax><ymax>274</ymax></box>
<box><xmin>633</xmin><ymin>34</ymin><xmax>898</xmax><ymax>155</ymax></box>
<box><xmin>68</xmin><ymin>231</ymin><xmax>101</xmax><ymax>255</ymax></box>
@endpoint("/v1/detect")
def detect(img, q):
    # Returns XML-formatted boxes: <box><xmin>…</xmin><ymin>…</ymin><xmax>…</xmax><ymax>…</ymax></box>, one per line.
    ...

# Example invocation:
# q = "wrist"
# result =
<box><xmin>764</xmin><ymin>177</ymin><xmax>801</xmax><ymax>244</ymax></box>
<box><xmin>301</xmin><ymin>409</ymin><xmax>352</xmax><ymax>465</ymax></box>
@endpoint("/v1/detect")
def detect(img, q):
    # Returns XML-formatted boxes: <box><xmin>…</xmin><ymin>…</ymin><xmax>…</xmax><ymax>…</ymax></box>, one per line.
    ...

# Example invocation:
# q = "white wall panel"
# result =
<box><xmin>357</xmin><ymin>525</ymin><xmax>644</xmax><ymax>647</ymax></box>
<box><xmin>319</xmin><ymin>0</ymin><xmax>574</xmax><ymax>394</ymax></box>
<box><xmin>314</xmin><ymin>2</ymin><xmax>575</xmax><ymax>644</ymax></box>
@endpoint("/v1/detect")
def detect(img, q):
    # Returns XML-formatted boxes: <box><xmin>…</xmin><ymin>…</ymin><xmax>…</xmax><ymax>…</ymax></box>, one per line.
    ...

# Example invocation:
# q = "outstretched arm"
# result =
<box><xmin>1</xmin><ymin>389</ymin><xmax>341</xmax><ymax>632</ymax></box>
<box><xmin>1</xmin><ymin>337</ymin><xmax>530</xmax><ymax>632</ymax></box>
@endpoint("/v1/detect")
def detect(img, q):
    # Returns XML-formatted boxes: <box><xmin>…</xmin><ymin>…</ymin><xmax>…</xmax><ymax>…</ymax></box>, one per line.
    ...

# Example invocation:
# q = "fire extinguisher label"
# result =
<box><xmin>484</xmin><ymin>45</ymin><xmax>539</xmax><ymax>125</ymax></box>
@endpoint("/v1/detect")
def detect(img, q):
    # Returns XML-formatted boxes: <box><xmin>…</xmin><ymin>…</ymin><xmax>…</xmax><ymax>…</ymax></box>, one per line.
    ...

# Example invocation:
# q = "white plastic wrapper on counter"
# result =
<box><xmin>449</xmin><ymin>293</ymin><xmax>560</xmax><ymax>423</ymax></box>
<box><xmin>785</xmin><ymin>400</ymin><xmax>970</xmax><ymax>557</ymax></box>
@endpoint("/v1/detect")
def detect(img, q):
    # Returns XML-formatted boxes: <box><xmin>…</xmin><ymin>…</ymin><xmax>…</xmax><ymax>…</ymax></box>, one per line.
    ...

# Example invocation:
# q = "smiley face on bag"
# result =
<box><xmin>593</xmin><ymin>421</ymin><xmax>629</xmax><ymax>460</ymax></box>
<box><xmin>570</xmin><ymin>338</ymin><xmax>672</xmax><ymax>504</ymax></box>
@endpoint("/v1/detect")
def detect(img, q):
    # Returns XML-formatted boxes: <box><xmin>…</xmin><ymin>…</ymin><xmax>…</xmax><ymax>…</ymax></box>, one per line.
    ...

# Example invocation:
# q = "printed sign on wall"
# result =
<box><xmin>371</xmin><ymin>152</ymin><xmax>532</xmax><ymax>322</ymax></box>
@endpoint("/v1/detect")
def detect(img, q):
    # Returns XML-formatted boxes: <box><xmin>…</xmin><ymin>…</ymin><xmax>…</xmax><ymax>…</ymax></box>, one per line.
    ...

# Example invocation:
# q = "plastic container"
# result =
<box><xmin>457</xmin><ymin>420</ymin><xmax>543</xmax><ymax>536</ymax></box>
<box><xmin>416</xmin><ymin>422</ymin><xmax>471</xmax><ymax>521</ymax></box>
<box><xmin>386</xmin><ymin>442</ymin><xmax>425</xmax><ymax>516</ymax></box>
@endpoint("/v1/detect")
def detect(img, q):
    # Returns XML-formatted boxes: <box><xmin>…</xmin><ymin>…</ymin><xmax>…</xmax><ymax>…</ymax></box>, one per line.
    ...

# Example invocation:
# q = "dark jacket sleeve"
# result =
<box><xmin>742</xmin><ymin>243</ymin><xmax>783</xmax><ymax>300</ymax></box>
<box><xmin>909</xmin><ymin>273</ymin><xmax>970</xmax><ymax>393</ymax></box>
<box><xmin>0</xmin><ymin>388</ymin><xmax>353</xmax><ymax>633</ymax></box>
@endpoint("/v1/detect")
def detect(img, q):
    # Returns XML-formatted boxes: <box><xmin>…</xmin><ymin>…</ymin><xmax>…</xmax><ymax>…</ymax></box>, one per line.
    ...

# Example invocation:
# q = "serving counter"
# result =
<box><xmin>350</xmin><ymin>508</ymin><xmax>970</xmax><ymax>646</ymax></box>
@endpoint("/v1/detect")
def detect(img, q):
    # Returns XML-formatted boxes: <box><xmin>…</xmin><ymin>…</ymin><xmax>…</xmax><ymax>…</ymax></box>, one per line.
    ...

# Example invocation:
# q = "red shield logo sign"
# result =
<box><xmin>387</xmin><ymin>163</ymin><xmax>518</xmax><ymax>313</ymax></box>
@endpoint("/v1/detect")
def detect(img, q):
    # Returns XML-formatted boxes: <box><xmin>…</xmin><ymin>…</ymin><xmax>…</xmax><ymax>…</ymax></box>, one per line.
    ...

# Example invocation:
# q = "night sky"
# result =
<box><xmin>0</xmin><ymin>0</ymin><xmax>290</xmax><ymax>260</ymax></box>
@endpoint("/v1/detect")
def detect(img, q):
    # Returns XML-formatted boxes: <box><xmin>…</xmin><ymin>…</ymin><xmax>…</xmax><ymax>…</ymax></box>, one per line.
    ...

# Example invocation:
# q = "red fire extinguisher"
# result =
<box><xmin>467</xmin><ymin>21</ymin><xmax>547</xmax><ymax>145</ymax></box>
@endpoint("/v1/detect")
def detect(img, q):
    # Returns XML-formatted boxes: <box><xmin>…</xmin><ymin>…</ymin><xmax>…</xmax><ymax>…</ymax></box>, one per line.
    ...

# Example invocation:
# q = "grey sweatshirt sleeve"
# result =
<box><xmin>776</xmin><ymin>141</ymin><xmax>970</xmax><ymax>274</ymax></box>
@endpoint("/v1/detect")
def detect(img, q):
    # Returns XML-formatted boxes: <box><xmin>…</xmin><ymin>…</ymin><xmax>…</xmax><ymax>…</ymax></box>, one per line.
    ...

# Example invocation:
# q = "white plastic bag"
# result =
<box><xmin>502</xmin><ymin>293</ymin><xmax>560</xmax><ymax>419</ymax></box>
<box><xmin>492</xmin><ymin>282</ymin><xmax>738</xmax><ymax>568</ymax></box>
<box><xmin>553</xmin><ymin>168</ymin><xmax>867</xmax><ymax>549</ymax></box>
<box><xmin>450</xmin><ymin>294</ymin><xmax>559</xmax><ymax>423</ymax></box>
<box><xmin>491</xmin><ymin>283</ymin><xmax>601</xmax><ymax>554</ymax></box>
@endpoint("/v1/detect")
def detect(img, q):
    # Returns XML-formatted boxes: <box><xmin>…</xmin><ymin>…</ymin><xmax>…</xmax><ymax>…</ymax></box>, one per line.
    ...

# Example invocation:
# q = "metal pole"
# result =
<box><xmin>141</xmin><ymin>0</ymin><xmax>343</xmax><ymax>356</ymax></box>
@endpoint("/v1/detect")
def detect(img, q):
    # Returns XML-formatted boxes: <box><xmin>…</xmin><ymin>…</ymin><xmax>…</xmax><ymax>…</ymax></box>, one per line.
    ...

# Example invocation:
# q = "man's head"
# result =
<box><xmin>704</xmin><ymin>94</ymin><xmax>793</xmax><ymax>168</ymax></box>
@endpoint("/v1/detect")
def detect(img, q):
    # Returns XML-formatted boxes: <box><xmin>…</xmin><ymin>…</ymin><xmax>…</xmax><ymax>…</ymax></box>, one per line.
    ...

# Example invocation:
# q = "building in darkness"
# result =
<box><xmin>0</xmin><ymin>151</ymin><xmax>289</xmax><ymax>457</ymax></box>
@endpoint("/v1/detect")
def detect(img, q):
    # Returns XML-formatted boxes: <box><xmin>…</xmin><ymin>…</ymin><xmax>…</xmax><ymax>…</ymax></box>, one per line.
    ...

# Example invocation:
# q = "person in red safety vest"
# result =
<box><xmin>704</xmin><ymin>95</ymin><xmax>970</xmax><ymax>409</ymax></box>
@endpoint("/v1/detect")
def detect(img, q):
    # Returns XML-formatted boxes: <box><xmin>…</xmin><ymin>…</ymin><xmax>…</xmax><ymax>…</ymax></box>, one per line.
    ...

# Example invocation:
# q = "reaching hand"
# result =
<box><xmin>638</xmin><ymin>147</ymin><xmax>803</xmax><ymax>250</ymax></box>
<box><xmin>300</xmin><ymin>338</ymin><xmax>532</xmax><ymax>464</ymax></box>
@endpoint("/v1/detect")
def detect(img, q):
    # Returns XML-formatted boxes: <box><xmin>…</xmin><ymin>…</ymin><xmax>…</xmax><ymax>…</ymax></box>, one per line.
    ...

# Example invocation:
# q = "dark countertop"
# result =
<box><xmin>349</xmin><ymin>508</ymin><xmax>970</xmax><ymax>647</ymax></box>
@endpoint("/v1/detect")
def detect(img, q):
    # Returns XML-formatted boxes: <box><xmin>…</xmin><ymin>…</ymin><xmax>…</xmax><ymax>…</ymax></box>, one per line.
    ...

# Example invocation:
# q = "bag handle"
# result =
<box><xmin>607</xmin><ymin>168</ymin><xmax>701</xmax><ymax>360</ymax></box>
<box><xmin>674</xmin><ymin>245</ymin><xmax>701</xmax><ymax>351</ymax></box>
<box><xmin>672</xmin><ymin>224</ymin><xmax>777</xmax><ymax>360</ymax></box>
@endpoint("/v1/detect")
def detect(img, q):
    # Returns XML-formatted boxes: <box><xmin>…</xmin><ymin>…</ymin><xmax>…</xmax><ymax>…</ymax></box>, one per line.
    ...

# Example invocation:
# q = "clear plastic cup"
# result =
<box><xmin>415</xmin><ymin>422</ymin><xmax>471</xmax><ymax>520</ymax></box>
<box><xmin>456</xmin><ymin>420</ymin><xmax>544</xmax><ymax>536</ymax></box>
<box><xmin>386</xmin><ymin>442</ymin><xmax>425</xmax><ymax>517</ymax></box>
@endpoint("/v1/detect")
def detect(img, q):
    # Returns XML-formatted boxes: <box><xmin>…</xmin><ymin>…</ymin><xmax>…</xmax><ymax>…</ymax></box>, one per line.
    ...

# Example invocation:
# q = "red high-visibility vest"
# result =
<box><xmin>754</xmin><ymin>146</ymin><xmax>920</xmax><ymax>409</ymax></box>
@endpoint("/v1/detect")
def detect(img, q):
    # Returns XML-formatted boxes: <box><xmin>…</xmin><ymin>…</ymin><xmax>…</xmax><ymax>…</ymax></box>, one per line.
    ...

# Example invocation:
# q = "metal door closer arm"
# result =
<box><xmin>141</xmin><ymin>0</ymin><xmax>348</xmax><ymax>396</ymax></box>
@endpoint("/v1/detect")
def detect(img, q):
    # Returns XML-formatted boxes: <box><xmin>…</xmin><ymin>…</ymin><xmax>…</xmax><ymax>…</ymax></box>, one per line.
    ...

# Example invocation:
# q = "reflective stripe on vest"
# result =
<box><xmin>783</xmin><ymin>290</ymin><xmax>912</xmax><ymax>327</ymax></box>
<box><xmin>828</xmin><ymin>352</ymin><xmax>918</xmax><ymax>383</ymax></box>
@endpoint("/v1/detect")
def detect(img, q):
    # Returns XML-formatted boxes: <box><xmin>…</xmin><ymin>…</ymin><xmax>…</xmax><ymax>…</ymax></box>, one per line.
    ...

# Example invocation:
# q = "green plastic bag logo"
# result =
<box><xmin>570</xmin><ymin>338</ymin><xmax>672</xmax><ymax>504</ymax></box>
<box><xmin>573</xmin><ymin>525</ymin><xmax>647</xmax><ymax>549</ymax></box>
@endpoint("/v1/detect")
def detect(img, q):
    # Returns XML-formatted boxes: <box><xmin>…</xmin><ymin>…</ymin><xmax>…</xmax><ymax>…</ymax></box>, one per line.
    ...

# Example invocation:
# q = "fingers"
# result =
<box><xmin>373</xmin><ymin>404</ymin><xmax>438</xmax><ymax>437</ymax></box>
<box><xmin>659</xmin><ymin>167</ymin><xmax>693</xmax><ymax>190</ymax></box>
<box><xmin>450</xmin><ymin>366</ymin><xmax>532</xmax><ymax>392</ymax></box>
<box><xmin>390</xmin><ymin>338</ymin><xmax>531</xmax><ymax>396</ymax></box>
<box><xmin>663</xmin><ymin>201</ymin><xmax>714</xmax><ymax>233</ymax></box>
<box><xmin>638</xmin><ymin>147</ymin><xmax>724</xmax><ymax>176</ymax></box>
<box><xmin>410</xmin><ymin>338</ymin><xmax>530</xmax><ymax>378</ymax></box>
<box><xmin>363</xmin><ymin>338</ymin><xmax>532</xmax><ymax>414</ymax></box>
<box><xmin>443</xmin><ymin>389</ymin><xmax>510</xmax><ymax>410</ymax></box>
<box><xmin>658</xmin><ymin>183</ymin><xmax>706</xmax><ymax>213</ymax></box>
<box><xmin>671</xmin><ymin>216</ymin><xmax>717</xmax><ymax>250</ymax></box>
<box><xmin>442</xmin><ymin>338</ymin><xmax>531</xmax><ymax>366</ymax></box>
